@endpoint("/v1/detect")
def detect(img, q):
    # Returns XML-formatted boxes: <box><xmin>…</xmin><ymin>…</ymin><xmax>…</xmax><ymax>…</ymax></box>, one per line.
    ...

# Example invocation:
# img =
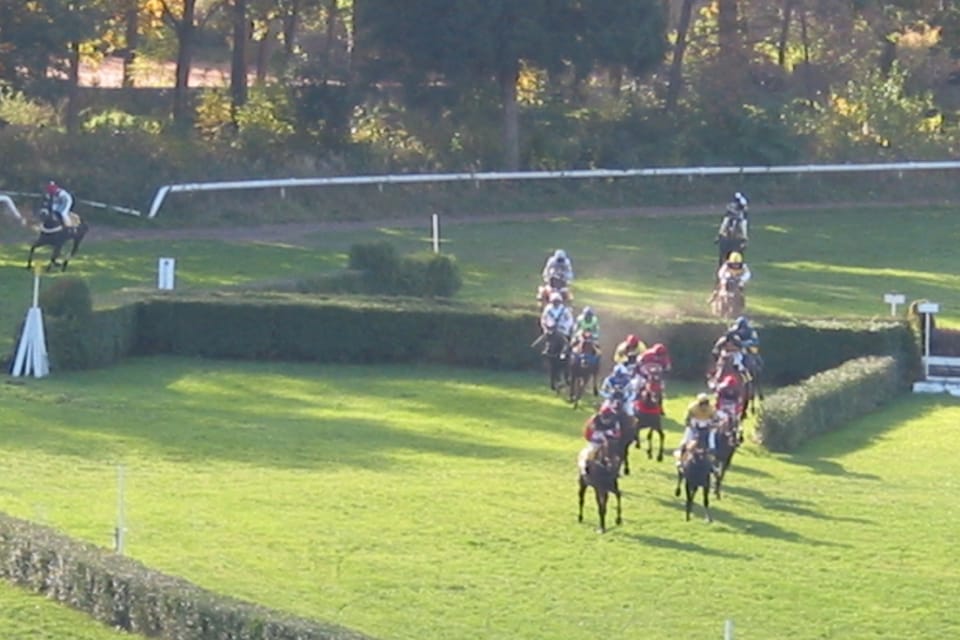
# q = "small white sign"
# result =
<box><xmin>158</xmin><ymin>257</ymin><xmax>176</xmax><ymax>290</ymax></box>
<box><xmin>917</xmin><ymin>302</ymin><xmax>940</xmax><ymax>314</ymax></box>
<box><xmin>883</xmin><ymin>293</ymin><xmax>905</xmax><ymax>304</ymax></box>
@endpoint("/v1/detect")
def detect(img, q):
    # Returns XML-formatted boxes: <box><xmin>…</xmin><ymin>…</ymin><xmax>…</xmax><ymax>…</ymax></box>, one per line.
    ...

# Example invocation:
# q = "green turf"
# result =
<box><xmin>1</xmin><ymin>357</ymin><xmax>958</xmax><ymax>639</ymax></box>
<box><xmin>0</xmin><ymin>579</ymin><xmax>131</xmax><ymax>639</ymax></box>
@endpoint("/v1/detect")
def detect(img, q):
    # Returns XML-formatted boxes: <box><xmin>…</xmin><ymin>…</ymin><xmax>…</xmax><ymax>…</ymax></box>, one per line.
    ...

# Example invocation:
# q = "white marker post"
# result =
<box><xmin>883</xmin><ymin>292</ymin><xmax>906</xmax><ymax>316</ymax></box>
<box><xmin>917</xmin><ymin>302</ymin><xmax>940</xmax><ymax>380</ymax></box>
<box><xmin>431</xmin><ymin>213</ymin><xmax>440</xmax><ymax>254</ymax></box>
<box><xmin>158</xmin><ymin>257</ymin><xmax>176</xmax><ymax>290</ymax></box>
<box><xmin>114</xmin><ymin>465</ymin><xmax>126</xmax><ymax>554</ymax></box>
<box><xmin>10</xmin><ymin>272</ymin><xmax>49</xmax><ymax>378</ymax></box>
<box><xmin>724</xmin><ymin>619</ymin><xmax>735</xmax><ymax>640</ymax></box>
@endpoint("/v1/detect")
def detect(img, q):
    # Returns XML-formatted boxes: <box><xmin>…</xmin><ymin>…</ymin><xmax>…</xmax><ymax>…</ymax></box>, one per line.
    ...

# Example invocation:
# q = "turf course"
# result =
<box><xmin>1</xmin><ymin>357</ymin><xmax>958</xmax><ymax>639</ymax></box>
<box><xmin>0</xmin><ymin>581</ymin><xmax>130</xmax><ymax>639</ymax></box>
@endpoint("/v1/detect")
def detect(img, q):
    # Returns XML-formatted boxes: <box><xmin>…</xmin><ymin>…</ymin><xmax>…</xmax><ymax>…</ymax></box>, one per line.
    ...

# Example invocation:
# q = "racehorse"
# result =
<box><xmin>633</xmin><ymin>376</ymin><xmax>665</xmax><ymax>462</ymax></box>
<box><xmin>536</xmin><ymin>274</ymin><xmax>573</xmax><ymax>308</ymax></box>
<box><xmin>568</xmin><ymin>333</ymin><xmax>601</xmax><ymax>408</ymax></box>
<box><xmin>26</xmin><ymin>207</ymin><xmax>89</xmax><ymax>272</ymax></box>
<box><xmin>712</xmin><ymin>412</ymin><xmax>740</xmax><ymax>499</ymax></box>
<box><xmin>674</xmin><ymin>445</ymin><xmax>714</xmax><ymax>523</ymax></box>
<box><xmin>717</xmin><ymin>227</ymin><xmax>747</xmax><ymax>267</ymax></box>
<box><xmin>539</xmin><ymin>330</ymin><xmax>570</xmax><ymax>392</ymax></box>
<box><xmin>710</xmin><ymin>275</ymin><xmax>745</xmax><ymax>319</ymax></box>
<box><xmin>600</xmin><ymin>393</ymin><xmax>639</xmax><ymax>477</ymax></box>
<box><xmin>577</xmin><ymin>448</ymin><xmax>622</xmax><ymax>533</ymax></box>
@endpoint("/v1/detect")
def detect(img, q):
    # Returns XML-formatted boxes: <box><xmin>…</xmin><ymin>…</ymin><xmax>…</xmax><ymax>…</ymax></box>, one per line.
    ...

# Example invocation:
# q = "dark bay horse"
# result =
<box><xmin>633</xmin><ymin>378</ymin><xmax>665</xmax><ymax>462</ymax></box>
<box><xmin>26</xmin><ymin>208</ymin><xmax>89</xmax><ymax>272</ymax></box>
<box><xmin>675</xmin><ymin>445</ymin><xmax>714</xmax><ymax>523</ymax></box>
<box><xmin>712</xmin><ymin>414</ymin><xmax>740</xmax><ymax>499</ymax></box>
<box><xmin>578</xmin><ymin>452</ymin><xmax>622</xmax><ymax>533</ymax></box>
<box><xmin>539</xmin><ymin>330</ymin><xmax>570</xmax><ymax>392</ymax></box>
<box><xmin>717</xmin><ymin>228</ymin><xmax>747</xmax><ymax>267</ymax></box>
<box><xmin>710</xmin><ymin>275</ymin><xmax>745</xmax><ymax>319</ymax></box>
<box><xmin>568</xmin><ymin>333</ymin><xmax>601</xmax><ymax>408</ymax></box>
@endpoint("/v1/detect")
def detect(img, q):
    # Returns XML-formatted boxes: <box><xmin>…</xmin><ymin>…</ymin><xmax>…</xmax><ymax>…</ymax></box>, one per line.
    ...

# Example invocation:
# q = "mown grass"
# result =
<box><xmin>1</xmin><ymin>357</ymin><xmax>958</xmax><ymax>639</ymax></box>
<box><xmin>0</xmin><ymin>572</ymin><xmax>131</xmax><ymax>638</ymax></box>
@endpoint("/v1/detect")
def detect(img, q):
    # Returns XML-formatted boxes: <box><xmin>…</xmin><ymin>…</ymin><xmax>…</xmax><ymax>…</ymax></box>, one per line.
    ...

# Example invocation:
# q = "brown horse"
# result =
<box><xmin>536</xmin><ymin>275</ymin><xmax>573</xmax><ymax>309</ymax></box>
<box><xmin>25</xmin><ymin>208</ymin><xmax>89</xmax><ymax>272</ymax></box>
<box><xmin>712</xmin><ymin>412</ymin><xmax>740</xmax><ymax>499</ymax></box>
<box><xmin>710</xmin><ymin>275</ymin><xmax>745</xmax><ymax>319</ymax></box>
<box><xmin>568</xmin><ymin>333</ymin><xmax>601</xmax><ymax>408</ymax></box>
<box><xmin>674</xmin><ymin>444</ymin><xmax>714</xmax><ymax>523</ymax></box>
<box><xmin>577</xmin><ymin>448</ymin><xmax>622</xmax><ymax>534</ymax></box>
<box><xmin>633</xmin><ymin>377</ymin><xmax>665</xmax><ymax>462</ymax></box>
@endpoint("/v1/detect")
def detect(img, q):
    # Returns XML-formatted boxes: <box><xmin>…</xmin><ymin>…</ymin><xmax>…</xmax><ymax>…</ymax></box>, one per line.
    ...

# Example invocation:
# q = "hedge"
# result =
<box><xmin>754</xmin><ymin>356</ymin><xmax>901</xmax><ymax>452</ymax></box>
<box><xmin>0</xmin><ymin>512</ymin><xmax>376</xmax><ymax>640</ymax></box>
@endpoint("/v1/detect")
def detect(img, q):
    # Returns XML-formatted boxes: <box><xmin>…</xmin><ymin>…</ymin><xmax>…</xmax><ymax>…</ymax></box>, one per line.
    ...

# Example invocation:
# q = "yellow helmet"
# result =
<box><xmin>727</xmin><ymin>252</ymin><xmax>743</xmax><ymax>263</ymax></box>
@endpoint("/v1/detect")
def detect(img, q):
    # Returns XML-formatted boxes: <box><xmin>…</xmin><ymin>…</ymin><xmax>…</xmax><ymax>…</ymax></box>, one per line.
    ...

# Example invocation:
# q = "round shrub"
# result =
<box><xmin>39</xmin><ymin>277</ymin><xmax>92</xmax><ymax>320</ymax></box>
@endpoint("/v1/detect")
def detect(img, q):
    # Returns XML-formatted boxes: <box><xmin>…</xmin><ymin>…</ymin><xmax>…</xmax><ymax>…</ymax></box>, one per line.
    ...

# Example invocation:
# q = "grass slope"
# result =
<box><xmin>1</xmin><ymin>358</ymin><xmax>958</xmax><ymax>639</ymax></box>
<box><xmin>0</xmin><ymin>580</ymin><xmax>132</xmax><ymax>639</ymax></box>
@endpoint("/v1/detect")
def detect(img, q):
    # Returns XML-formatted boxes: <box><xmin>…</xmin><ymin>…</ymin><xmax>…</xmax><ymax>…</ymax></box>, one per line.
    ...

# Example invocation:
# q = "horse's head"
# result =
<box><xmin>549</xmin><ymin>274</ymin><xmax>567</xmax><ymax>290</ymax></box>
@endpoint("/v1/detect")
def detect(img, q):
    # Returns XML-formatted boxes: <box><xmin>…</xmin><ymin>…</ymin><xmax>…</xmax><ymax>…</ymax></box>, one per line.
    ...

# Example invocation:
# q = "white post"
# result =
<box><xmin>158</xmin><ymin>257</ymin><xmax>176</xmax><ymax>290</ymax></box>
<box><xmin>724</xmin><ymin>619</ymin><xmax>735</xmax><ymax>640</ymax></box>
<box><xmin>917</xmin><ymin>302</ymin><xmax>940</xmax><ymax>380</ymax></box>
<box><xmin>432</xmin><ymin>213</ymin><xmax>440</xmax><ymax>254</ymax></box>
<box><xmin>10</xmin><ymin>273</ymin><xmax>49</xmax><ymax>378</ymax></box>
<box><xmin>883</xmin><ymin>293</ymin><xmax>905</xmax><ymax>316</ymax></box>
<box><xmin>115</xmin><ymin>465</ymin><xmax>125</xmax><ymax>553</ymax></box>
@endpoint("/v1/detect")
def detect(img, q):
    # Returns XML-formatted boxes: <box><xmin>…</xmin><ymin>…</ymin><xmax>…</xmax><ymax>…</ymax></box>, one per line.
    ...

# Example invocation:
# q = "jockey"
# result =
<box><xmin>613</xmin><ymin>334</ymin><xmax>646</xmax><ymax>368</ymax></box>
<box><xmin>599</xmin><ymin>364</ymin><xmax>637</xmax><ymax>417</ymax></box>
<box><xmin>579</xmin><ymin>405</ymin><xmax>621</xmax><ymax>471</ymax></box>
<box><xmin>716</xmin><ymin>251</ymin><xmax>751</xmax><ymax>289</ymax></box>
<box><xmin>728</xmin><ymin>316</ymin><xmax>762</xmax><ymax>377</ymax></box>
<box><xmin>574</xmin><ymin>306</ymin><xmax>600</xmax><ymax>341</ymax></box>
<box><xmin>571</xmin><ymin>330</ymin><xmax>601</xmax><ymax>362</ymax></box>
<box><xmin>542</xmin><ymin>249</ymin><xmax>574</xmax><ymax>286</ymax></box>
<box><xmin>715</xmin><ymin>374</ymin><xmax>744</xmax><ymax>417</ymax></box>
<box><xmin>637</xmin><ymin>343</ymin><xmax>672</xmax><ymax>378</ymax></box>
<box><xmin>674</xmin><ymin>393</ymin><xmax>718</xmax><ymax>465</ymax></box>
<box><xmin>719</xmin><ymin>192</ymin><xmax>750</xmax><ymax>236</ymax></box>
<box><xmin>709</xmin><ymin>347</ymin><xmax>750</xmax><ymax>390</ymax></box>
<box><xmin>43</xmin><ymin>181</ymin><xmax>74</xmax><ymax>228</ymax></box>
<box><xmin>540</xmin><ymin>292</ymin><xmax>574</xmax><ymax>338</ymax></box>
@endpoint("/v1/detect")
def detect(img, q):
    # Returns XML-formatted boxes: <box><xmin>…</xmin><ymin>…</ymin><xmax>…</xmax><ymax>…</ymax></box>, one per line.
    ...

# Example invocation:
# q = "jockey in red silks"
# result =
<box><xmin>715</xmin><ymin>374</ymin><xmax>744</xmax><ymax>419</ymax></box>
<box><xmin>636</xmin><ymin>343</ymin><xmax>672</xmax><ymax>413</ymax></box>
<box><xmin>578</xmin><ymin>405</ymin><xmax>622</xmax><ymax>472</ymax></box>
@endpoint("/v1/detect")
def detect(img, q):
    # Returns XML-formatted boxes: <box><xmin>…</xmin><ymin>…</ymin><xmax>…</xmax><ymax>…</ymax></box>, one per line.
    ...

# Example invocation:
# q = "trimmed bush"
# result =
<box><xmin>0</xmin><ymin>512</ymin><xmax>375</xmax><ymax>640</ymax></box>
<box><xmin>39</xmin><ymin>277</ymin><xmax>92</xmax><ymax>320</ymax></box>
<box><xmin>342</xmin><ymin>242</ymin><xmax>462</xmax><ymax>297</ymax></box>
<box><xmin>755</xmin><ymin>356</ymin><xmax>901</xmax><ymax>452</ymax></box>
<box><xmin>348</xmin><ymin>241</ymin><xmax>399</xmax><ymax>292</ymax></box>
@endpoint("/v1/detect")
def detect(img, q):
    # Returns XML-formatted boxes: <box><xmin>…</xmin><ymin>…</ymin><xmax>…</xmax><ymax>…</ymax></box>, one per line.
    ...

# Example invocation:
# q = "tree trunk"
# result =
<box><xmin>718</xmin><ymin>0</ymin><xmax>740</xmax><ymax>63</ymax></box>
<box><xmin>665</xmin><ymin>0</ymin><xmax>695</xmax><ymax>111</ymax></box>
<box><xmin>122</xmin><ymin>0</ymin><xmax>139</xmax><ymax>87</ymax></box>
<box><xmin>499</xmin><ymin>61</ymin><xmax>520</xmax><ymax>171</ymax></box>
<box><xmin>255</xmin><ymin>23</ymin><xmax>270</xmax><ymax>85</ymax></box>
<box><xmin>230</xmin><ymin>0</ymin><xmax>248</xmax><ymax>115</ymax></box>
<box><xmin>281</xmin><ymin>0</ymin><xmax>301</xmax><ymax>75</ymax></box>
<box><xmin>65</xmin><ymin>41</ymin><xmax>80</xmax><ymax>134</ymax></box>
<box><xmin>172</xmin><ymin>0</ymin><xmax>196</xmax><ymax>129</ymax></box>
<box><xmin>322</xmin><ymin>0</ymin><xmax>337</xmax><ymax>84</ymax></box>
<box><xmin>777</xmin><ymin>0</ymin><xmax>794</xmax><ymax>68</ymax></box>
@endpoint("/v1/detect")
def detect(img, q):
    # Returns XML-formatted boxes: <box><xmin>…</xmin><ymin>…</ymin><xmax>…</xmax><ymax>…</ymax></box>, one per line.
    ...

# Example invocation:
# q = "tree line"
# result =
<box><xmin>1</xmin><ymin>0</ymin><xmax>959</xmax><ymax>200</ymax></box>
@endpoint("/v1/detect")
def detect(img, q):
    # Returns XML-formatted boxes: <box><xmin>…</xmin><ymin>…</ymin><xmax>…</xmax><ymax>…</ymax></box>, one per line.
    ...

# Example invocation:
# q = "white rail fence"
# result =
<box><xmin>146</xmin><ymin>160</ymin><xmax>960</xmax><ymax>218</ymax></box>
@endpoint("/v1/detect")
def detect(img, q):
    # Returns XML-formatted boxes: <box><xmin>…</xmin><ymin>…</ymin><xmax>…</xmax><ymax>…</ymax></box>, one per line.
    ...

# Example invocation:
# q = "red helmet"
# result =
<box><xmin>600</xmin><ymin>405</ymin><xmax>615</xmax><ymax>416</ymax></box>
<box><xmin>653</xmin><ymin>343</ymin><xmax>667</xmax><ymax>355</ymax></box>
<box><xmin>719</xmin><ymin>374</ymin><xmax>739</xmax><ymax>388</ymax></box>
<box><xmin>626</xmin><ymin>334</ymin><xmax>639</xmax><ymax>348</ymax></box>
<box><xmin>46</xmin><ymin>181</ymin><xmax>59</xmax><ymax>195</ymax></box>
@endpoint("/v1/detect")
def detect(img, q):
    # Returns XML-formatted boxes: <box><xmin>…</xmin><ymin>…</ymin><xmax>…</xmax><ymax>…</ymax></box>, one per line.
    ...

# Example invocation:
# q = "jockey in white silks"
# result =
<box><xmin>540</xmin><ymin>292</ymin><xmax>575</xmax><ymax>338</ymax></box>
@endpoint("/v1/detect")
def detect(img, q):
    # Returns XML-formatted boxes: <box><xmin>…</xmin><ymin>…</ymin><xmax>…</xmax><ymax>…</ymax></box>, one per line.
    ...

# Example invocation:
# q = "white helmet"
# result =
<box><xmin>554</xmin><ymin>249</ymin><xmax>567</xmax><ymax>261</ymax></box>
<box><xmin>549</xmin><ymin>292</ymin><xmax>563</xmax><ymax>303</ymax></box>
<box><xmin>613</xmin><ymin>364</ymin><xmax>631</xmax><ymax>378</ymax></box>
<box><xmin>734</xmin><ymin>192</ymin><xmax>748</xmax><ymax>207</ymax></box>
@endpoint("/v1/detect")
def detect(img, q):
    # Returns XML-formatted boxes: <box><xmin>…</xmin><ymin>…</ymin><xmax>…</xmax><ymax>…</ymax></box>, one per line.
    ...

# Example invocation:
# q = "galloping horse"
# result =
<box><xmin>539</xmin><ymin>330</ymin><xmax>570</xmax><ymax>392</ymax></box>
<box><xmin>578</xmin><ymin>452</ymin><xmax>622</xmax><ymax>534</ymax></box>
<box><xmin>717</xmin><ymin>226</ymin><xmax>747</xmax><ymax>267</ymax></box>
<box><xmin>601</xmin><ymin>394</ymin><xmax>639</xmax><ymax>477</ymax></box>
<box><xmin>674</xmin><ymin>445</ymin><xmax>714</xmax><ymax>523</ymax></box>
<box><xmin>633</xmin><ymin>377</ymin><xmax>665</xmax><ymax>462</ymax></box>
<box><xmin>712</xmin><ymin>412</ymin><xmax>740</xmax><ymax>499</ymax></box>
<box><xmin>710</xmin><ymin>275</ymin><xmax>745</xmax><ymax>319</ymax></box>
<box><xmin>568</xmin><ymin>333</ymin><xmax>601</xmax><ymax>408</ymax></box>
<box><xmin>26</xmin><ymin>207</ymin><xmax>89</xmax><ymax>272</ymax></box>
<box><xmin>536</xmin><ymin>275</ymin><xmax>572</xmax><ymax>309</ymax></box>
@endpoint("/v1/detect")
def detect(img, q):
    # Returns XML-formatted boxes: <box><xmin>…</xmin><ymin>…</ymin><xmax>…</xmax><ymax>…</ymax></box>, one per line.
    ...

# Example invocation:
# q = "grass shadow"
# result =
<box><xmin>725</xmin><ymin>485</ymin><xmax>874</xmax><ymax>525</ymax></box>
<box><xmin>620</xmin><ymin>533</ymin><xmax>750</xmax><ymax>559</ymax></box>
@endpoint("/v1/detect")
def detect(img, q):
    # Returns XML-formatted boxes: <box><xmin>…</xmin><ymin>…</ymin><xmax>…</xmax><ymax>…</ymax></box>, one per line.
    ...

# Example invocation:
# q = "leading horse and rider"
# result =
<box><xmin>26</xmin><ymin>181</ymin><xmax>89</xmax><ymax>272</ymax></box>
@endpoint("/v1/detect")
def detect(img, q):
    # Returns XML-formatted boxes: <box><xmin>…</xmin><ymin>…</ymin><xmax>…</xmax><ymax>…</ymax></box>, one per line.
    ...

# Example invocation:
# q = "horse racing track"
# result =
<box><xmin>1</xmin><ymin>357</ymin><xmax>958</xmax><ymax>640</ymax></box>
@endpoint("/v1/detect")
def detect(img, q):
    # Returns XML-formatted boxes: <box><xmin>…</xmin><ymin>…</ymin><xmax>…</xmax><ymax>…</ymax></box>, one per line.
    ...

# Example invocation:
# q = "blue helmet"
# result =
<box><xmin>734</xmin><ymin>316</ymin><xmax>749</xmax><ymax>329</ymax></box>
<box><xmin>582</xmin><ymin>306</ymin><xmax>593</xmax><ymax>318</ymax></box>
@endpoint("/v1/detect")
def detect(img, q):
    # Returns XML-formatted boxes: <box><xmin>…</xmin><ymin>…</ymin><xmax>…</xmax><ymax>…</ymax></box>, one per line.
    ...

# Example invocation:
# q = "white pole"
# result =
<box><xmin>432</xmin><ymin>213</ymin><xmax>440</xmax><ymax>254</ymax></box>
<box><xmin>724</xmin><ymin>619</ymin><xmax>735</xmax><ymax>640</ymax></box>
<box><xmin>11</xmin><ymin>273</ymin><xmax>49</xmax><ymax>378</ymax></box>
<box><xmin>115</xmin><ymin>465</ymin><xmax>125</xmax><ymax>553</ymax></box>
<box><xmin>924</xmin><ymin>312</ymin><xmax>931</xmax><ymax>380</ymax></box>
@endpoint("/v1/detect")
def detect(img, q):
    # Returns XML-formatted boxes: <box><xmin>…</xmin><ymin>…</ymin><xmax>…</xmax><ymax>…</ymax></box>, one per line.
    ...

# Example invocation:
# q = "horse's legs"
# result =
<box><xmin>645</xmin><ymin>429</ymin><xmax>652</xmax><ymax>457</ymax></box>
<box><xmin>685</xmin><ymin>484</ymin><xmax>695</xmax><ymax>521</ymax></box>
<box><xmin>577</xmin><ymin>477</ymin><xmax>587</xmax><ymax>523</ymax></box>
<box><xmin>591</xmin><ymin>370</ymin><xmax>599</xmax><ymax>396</ymax></box>
<box><xmin>26</xmin><ymin>243</ymin><xmax>38</xmax><ymax>270</ymax></box>
<box><xmin>674</xmin><ymin>469</ymin><xmax>683</xmax><ymax>497</ymax></box>
<box><xmin>702</xmin><ymin>480</ymin><xmax>713</xmax><ymax>523</ymax></box>
<box><xmin>47</xmin><ymin>244</ymin><xmax>63</xmax><ymax>272</ymax></box>
<box><xmin>656</xmin><ymin>428</ymin><xmax>664</xmax><ymax>462</ymax></box>
<box><xmin>595</xmin><ymin>488</ymin><xmax>608</xmax><ymax>533</ymax></box>
<box><xmin>612</xmin><ymin>485</ymin><xmax>622</xmax><ymax>526</ymax></box>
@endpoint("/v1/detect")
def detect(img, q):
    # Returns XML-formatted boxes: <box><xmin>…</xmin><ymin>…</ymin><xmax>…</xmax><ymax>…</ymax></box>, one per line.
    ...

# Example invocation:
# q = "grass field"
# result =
<box><xmin>0</xmin><ymin>581</ymin><xmax>130</xmax><ymax>639</ymax></box>
<box><xmin>1</xmin><ymin>357</ymin><xmax>958</xmax><ymax>639</ymax></box>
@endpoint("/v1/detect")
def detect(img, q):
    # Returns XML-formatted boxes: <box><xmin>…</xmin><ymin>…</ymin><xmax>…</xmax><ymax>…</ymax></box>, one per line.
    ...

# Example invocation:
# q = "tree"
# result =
<box><xmin>359</xmin><ymin>0</ymin><xmax>666</xmax><ymax>170</ymax></box>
